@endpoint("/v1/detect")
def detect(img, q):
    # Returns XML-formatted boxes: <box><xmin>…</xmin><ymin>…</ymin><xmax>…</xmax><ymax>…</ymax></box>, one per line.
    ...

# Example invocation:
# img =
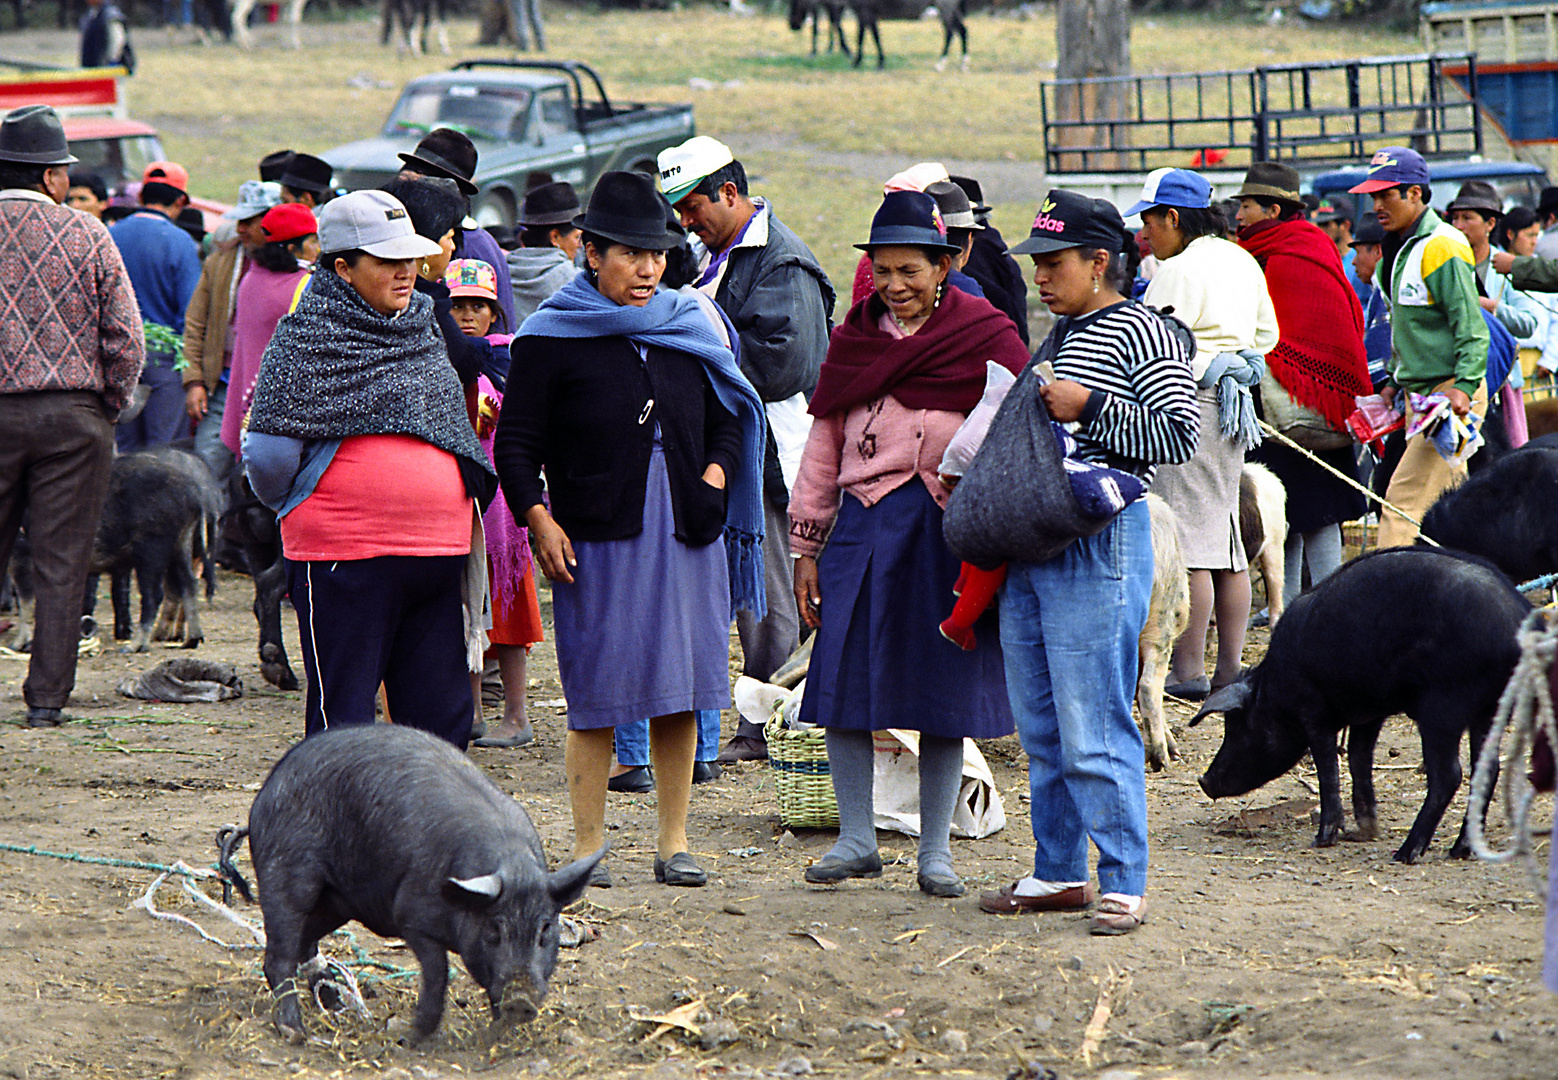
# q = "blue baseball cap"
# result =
<box><xmin>1348</xmin><ymin>147</ymin><xmax>1430</xmax><ymax>194</ymax></box>
<box><xmin>1123</xmin><ymin>167</ymin><xmax>1213</xmax><ymax>217</ymax></box>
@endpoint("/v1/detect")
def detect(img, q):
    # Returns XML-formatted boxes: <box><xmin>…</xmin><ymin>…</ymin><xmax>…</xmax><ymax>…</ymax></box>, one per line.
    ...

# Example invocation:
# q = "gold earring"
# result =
<box><xmin>421</xmin><ymin>261</ymin><xmax>430</xmax><ymax>275</ymax></box>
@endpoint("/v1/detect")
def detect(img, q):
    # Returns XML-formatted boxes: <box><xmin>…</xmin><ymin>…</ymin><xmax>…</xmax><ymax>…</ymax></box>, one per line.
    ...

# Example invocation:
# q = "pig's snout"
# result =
<box><xmin>1197</xmin><ymin>772</ymin><xmax>1219</xmax><ymax>798</ymax></box>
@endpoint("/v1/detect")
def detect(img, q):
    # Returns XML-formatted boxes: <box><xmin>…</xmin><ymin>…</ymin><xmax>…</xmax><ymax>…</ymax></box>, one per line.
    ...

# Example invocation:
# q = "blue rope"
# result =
<box><xmin>1519</xmin><ymin>572</ymin><xmax>1558</xmax><ymax>593</ymax></box>
<box><xmin>0</xmin><ymin>841</ymin><xmax>211</xmax><ymax>877</ymax></box>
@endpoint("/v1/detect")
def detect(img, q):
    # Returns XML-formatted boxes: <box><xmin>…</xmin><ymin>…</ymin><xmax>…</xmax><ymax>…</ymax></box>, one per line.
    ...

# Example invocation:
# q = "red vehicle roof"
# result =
<box><xmin>61</xmin><ymin>117</ymin><xmax>157</xmax><ymax>140</ymax></box>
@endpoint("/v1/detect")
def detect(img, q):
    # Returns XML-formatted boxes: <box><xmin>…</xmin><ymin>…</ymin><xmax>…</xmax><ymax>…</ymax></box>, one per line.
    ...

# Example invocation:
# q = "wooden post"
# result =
<box><xmin>1054</xmin><ymin>0</ymin><xmax>1132</xmax><ymax>172</ymax></box>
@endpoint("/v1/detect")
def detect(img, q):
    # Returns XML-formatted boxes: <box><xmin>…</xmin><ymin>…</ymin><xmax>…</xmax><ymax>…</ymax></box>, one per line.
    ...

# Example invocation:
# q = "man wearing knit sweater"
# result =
<box><xmin>0</xmin><ymin>106</ymin><xmax>145</xmax><ymax>727</ymax></box>
<box><xmin>1349</xmin><ymin>147</ymin><xmax>1489</xmax><ymax>547</ymax></box>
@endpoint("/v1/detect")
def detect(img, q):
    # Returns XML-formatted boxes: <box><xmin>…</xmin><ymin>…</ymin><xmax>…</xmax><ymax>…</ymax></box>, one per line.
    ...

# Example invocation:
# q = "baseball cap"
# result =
<box><xmin>1009</xmin><ymin>189</ymin><xmax>1130</xmax><ymax>256</ymax></box>
<box><xmin>142</xmin><ymin>161</ymin><xmax>189</xmax><ymax>195</ymax></box>
<box><xmin>259</xmin><ymin>202</ymin><xmax>318</xmax><ymax>244</ymax></box>
<box><xmin>1347</xmin><ymin>147</ymin><xmax>1430</xmax><ymax>194</ymax></box>
<box><xmin>224</xmin><ymin>179</ymin><xmax>283</xmax><ymax>221</ymax></box>
<box><xmin>657</xmin><ymin>136</ymin><xmax>736</xmax><ymax>205</ymax></box>
<box><xmin>1123</xmin><ymin>167</ymin><xmax>1213</xmax><ymax>216</ymax></box>
<box><xmin>445</xmin><ymin>258</ymin><xmax>499</xmax><ymax>302</ymax></box>
<box><xmin>316</xmin><ymin>190</ymin><xmax>442</xmax><ymax>260</ymax></box>
<box><xmin>1313</xmin><ymin>201</ymin><xmax>1353</xmax><ymax>225</ymax></box>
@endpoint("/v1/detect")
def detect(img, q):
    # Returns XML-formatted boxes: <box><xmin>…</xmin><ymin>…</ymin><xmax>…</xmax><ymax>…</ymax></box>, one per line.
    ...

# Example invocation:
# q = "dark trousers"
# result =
<box><xmin>0</xmin><ymin>392</ymin><xmax>114</xmax><ymax>708</ymax></box>
<box><xmin>285</xmin><ymin>554</ymin><xmax>474</xmax><ymax>749</ymax></box>
<box><xmin>115</xmin><ymin>357</ymin><xmax>187</xmax><ymax>453</ymax></box>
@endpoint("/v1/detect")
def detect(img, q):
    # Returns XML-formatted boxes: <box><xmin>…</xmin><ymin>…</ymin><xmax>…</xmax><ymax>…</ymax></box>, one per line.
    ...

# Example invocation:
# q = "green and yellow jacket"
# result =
<box><xmin>1382</xmin><ymin>207</ymin><xmax>1488</xmax><ymax>398</ymax></box>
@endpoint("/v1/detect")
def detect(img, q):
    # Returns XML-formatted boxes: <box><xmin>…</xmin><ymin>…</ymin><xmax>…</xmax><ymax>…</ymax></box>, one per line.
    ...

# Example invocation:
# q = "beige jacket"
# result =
<box><xmin>182</xmin><ymin>244</ymin><xmax>244</xmax><ymax>389</ymax></box>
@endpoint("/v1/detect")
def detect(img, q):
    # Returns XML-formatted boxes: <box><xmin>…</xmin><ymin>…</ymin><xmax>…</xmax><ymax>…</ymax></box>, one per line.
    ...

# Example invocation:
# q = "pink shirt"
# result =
<box><xmin>280</xmin><ymin>435</ymin><xmax>473</xmax><ymax>561</ymax></box>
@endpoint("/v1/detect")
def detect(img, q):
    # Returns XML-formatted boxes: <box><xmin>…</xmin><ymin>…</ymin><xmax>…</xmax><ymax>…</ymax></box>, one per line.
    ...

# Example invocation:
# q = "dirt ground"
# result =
<box><xmin>0</xmin><ymin>571</ymin><xmax>1555</xmax><ymax>1080</ymax></box>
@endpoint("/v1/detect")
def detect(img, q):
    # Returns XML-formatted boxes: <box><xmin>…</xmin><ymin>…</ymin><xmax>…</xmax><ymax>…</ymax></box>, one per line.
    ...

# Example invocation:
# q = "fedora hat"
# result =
<box><xmin>855</xmin><ymin>190</ymin><xmax>962</xmax><ymax>255</ymax></box>
<box><xmin>0</xmin><ymin>105</ymin><xmax>77</xmax><ymax>166</ymax></box>
<box><xmin>399</xmin><ymin>128</ymin><xmax>479</xmax><ymax>196</ymax></box>
<box><xmin>519</xmin><ymin>180</ymin><xmax>581</xmax><ymax>227</ymax></box>
<box><xmin>258</xmin><ymin>149</ymin><xmax>294</xmax><ymax>183</ymax></box>
<box><xmin>925</xmin><ymin>180</ymin><xmax>984</xmax><ymax>231</ymax></box>
<box><xmin>280</xmin><ymin>152</ymin><xmax>333</xmax><ymax>197</ymax></box>
<box><xmin>1446</xmin><ymin>180</ymin><xmax>1502</xmax><ymax>217</ymax></box>
<box><xmin>1236</xmin><ymin>161</ymin><xmax>1304</xmax><ymax>205</ymax></box>
<box><xmin>948</xmin><ymin>175</ymin><xmax>992</xmax><ymax>218</ymax></box>
<box><xmin>575</xmin><ymin>171</ymin><xmax>685</xmax><ymax>250</ymax></box>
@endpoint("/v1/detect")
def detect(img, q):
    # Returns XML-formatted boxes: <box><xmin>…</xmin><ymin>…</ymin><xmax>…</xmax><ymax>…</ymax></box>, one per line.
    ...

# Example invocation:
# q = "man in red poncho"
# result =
<box><xmin>1235</xmin><ymin>162</ymin><xmax>1373</xmax><ymax>607</ymax></box>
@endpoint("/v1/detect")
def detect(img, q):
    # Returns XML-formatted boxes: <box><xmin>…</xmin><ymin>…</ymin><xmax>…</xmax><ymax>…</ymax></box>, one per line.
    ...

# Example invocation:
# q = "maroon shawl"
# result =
<box><xmin>1239</xmin><ymin>218</ymin><xmax>1372</xmax><ymax>431</ymax></box>
<box><xmin>810</xmin><ymin>286</ymin><xmax>1031</xmax><ymax>417</ymax></box>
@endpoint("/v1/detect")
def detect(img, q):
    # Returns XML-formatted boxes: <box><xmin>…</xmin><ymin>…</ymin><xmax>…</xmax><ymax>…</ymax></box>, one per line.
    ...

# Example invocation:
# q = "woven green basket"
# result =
<box><xmin>764</xmin><ymin>713</ymin><xmax>838</xmax><ymax>829</ymax></box>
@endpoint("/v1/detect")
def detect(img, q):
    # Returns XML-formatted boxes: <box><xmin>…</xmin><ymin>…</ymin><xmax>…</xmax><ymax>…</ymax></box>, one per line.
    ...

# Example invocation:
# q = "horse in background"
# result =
<box><xmin>850</xmin><ymin>0</ymin><xmax>972</xmax><ymax>70</ymax></box>
<box><xmin>381</xmin><ymin>0</ymin><xmax>450</xmax><ymax>55</ymax></box>
<box><xmin>788</xmin><ymin>0</ymin><xmax>850</xmax><ymax>58</ymax></box>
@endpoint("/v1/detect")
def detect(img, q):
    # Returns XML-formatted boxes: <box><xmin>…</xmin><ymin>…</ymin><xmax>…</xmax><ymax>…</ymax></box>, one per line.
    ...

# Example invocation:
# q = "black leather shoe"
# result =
<box><xmin>692</xmin><ymin>761</ymin><xmax>722</xmax><ymax>784</ymax></box>
<box><xmin>654</xmin><ymin>852</ymin><xmax>707</xmax><ymax>887</ymax></box>
<box><xmin>917</xmin><ymin>870</ymin><xmax>966</xmax><ymax>898</ymax></box>
<box><xmin>608</xmin><ymin>766</ymin><xmax>653</xmax><ymax>793</ymax></box>
<box><xmin>25</xmin><ymin>706</ymin><xmax>62</xmax><ymax>728</ymax></box>
<box><xmin>804</xmin><ymin>851</ymin><xmax>883</xmax><ymax>884</ymax></box>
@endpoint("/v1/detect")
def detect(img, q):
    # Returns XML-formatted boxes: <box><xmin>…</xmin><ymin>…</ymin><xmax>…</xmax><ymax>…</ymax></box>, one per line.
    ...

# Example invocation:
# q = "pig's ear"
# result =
<box><xmin>549</xmin><ymin>845</ymin><xmax>609</xmax><ymax>909</ymax></box>
<box><xmin>448</xmin><ymin>873</ymin><xmax>503</xmax><ymax>900</ymax></box>
<box><xmin>1190</xmin><ymin>681</ymin><xmax>1251</xmax><ymax>726</ymax></box>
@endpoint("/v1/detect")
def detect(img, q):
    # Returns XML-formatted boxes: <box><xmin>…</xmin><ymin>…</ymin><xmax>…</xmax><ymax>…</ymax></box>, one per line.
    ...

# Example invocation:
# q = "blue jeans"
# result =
<box><xmin>116</xmin><ymin>355</ymin><xmax>187</xmax><ymax>453</ymax></box>
<box><xmin>999</xmin><ymin>499</ymin><xmax>1152</xmax><ymax>896</ymax></box>
<box><xmin>193</xmin><ymin>378</ymin><xmax>233</xmax><ymax>485</ymax></box>
<box><xmin>614</xmin><ymin>709</ymin><xmax>721</xmax><ymax>767</ymax></box>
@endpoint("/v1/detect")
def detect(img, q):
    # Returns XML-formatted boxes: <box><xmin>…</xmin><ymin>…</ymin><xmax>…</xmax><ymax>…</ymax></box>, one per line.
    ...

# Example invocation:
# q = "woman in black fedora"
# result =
<box><xmin>507</xmin><ymin>181</ymin><xmax>582</xmax><ymax>324</ymax></box>
<box><xmin>788</xmin><ymin>190</ymin><xmax>1029</xmax><ymax>899</ymax></box>
<box><xmin>493</xmin><ymin>171</ymin><xmax>766</xmax><ymax>889</ymax></box>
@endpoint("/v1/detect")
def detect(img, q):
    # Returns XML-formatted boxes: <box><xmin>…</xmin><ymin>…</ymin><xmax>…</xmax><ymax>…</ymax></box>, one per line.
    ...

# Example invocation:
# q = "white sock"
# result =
<box><xmin>1013</xmin><ymin>876</ymin><xmax>1088</xmax><ymax>898</ymax></box>
<box><xmin>1100</xmin><ymin>892</ymin><xmax>1143</xmax><ymax>913</ymax></box>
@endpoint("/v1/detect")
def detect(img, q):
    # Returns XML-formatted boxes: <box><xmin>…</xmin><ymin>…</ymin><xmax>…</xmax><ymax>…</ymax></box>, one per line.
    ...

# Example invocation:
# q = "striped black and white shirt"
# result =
<box><xmin>1052</xmin><ymin>301</ymin><xmax>1200</xmax><ymax>485</ymax></box>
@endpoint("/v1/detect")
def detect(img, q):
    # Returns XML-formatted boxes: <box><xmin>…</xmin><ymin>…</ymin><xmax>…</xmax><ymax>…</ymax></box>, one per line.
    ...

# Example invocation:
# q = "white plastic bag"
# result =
<box><xmin>937</xmin><ymin>360</ymin><xmax>1017</xmax><ymax>478</ymax></box>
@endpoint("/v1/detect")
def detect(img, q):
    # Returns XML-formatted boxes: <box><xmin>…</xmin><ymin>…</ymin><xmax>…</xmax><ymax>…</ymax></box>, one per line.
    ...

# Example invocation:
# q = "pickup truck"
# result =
<box><xmin>323</xmin><ymin>60</ymin><xmax>696</xmax><ymax>231</ymax></box>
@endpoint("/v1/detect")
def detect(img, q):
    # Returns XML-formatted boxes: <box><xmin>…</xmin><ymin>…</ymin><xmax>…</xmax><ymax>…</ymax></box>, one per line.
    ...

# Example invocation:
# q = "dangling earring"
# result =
<box><xmin>1092</xmin><ymin>276</ymin><xmax>1100</xmax><ymax>294</ymax></box>
<box><xmin>935</xmin><ymin>281</ymin><xmax>944</xmax><ymax>306</ymax></box>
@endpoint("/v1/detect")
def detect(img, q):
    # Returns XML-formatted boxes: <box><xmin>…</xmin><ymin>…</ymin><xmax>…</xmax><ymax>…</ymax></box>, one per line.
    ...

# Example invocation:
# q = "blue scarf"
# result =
<box><xmin>1199</xmin><ymin>350</ymin><xmax>1266</xmax><ymax>451</ymax></box>
<box><xmin>519</xmin><ymin>274</ymin><xmax>768</xmax><ymax>619</ymax></box>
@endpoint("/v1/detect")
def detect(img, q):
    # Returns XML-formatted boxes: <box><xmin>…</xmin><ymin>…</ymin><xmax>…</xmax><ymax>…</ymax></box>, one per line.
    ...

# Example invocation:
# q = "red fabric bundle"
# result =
<box><xmin>810</xmin><ymin>286</ymin><xmax>1030</xmax><ymax>417</ymax></box>
<box><xmin>1239</xmin><ymin>219</ymin><xmax>1373</xmax><ymax>431</ymax></box>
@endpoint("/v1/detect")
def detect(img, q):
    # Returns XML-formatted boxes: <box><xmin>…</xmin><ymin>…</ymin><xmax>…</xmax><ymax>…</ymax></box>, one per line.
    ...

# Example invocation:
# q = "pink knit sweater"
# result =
<box><xmin>787</xmin><ymin>396</ymin><xmax>965</xmax><ymax>557</ymax></box>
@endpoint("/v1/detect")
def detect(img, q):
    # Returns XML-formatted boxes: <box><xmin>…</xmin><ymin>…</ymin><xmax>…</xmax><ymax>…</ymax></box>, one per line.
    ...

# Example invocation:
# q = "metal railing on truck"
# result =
<box><xmin>1042</xmin><ymin>53</ymin><xmax>1482</xmax><ymax>174</ymax></box>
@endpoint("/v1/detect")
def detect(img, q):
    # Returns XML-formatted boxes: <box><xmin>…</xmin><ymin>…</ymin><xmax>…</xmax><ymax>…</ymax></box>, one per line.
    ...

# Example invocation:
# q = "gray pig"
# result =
<box><xmin>218</xmin><ymin>724</ymin><xmax>605</xmax><ymax>1044</ymax></box>
<box><xmin>1191</xmin><ymin>548</ymin><xmax>1528</xmax><ymax>864</ymax></box>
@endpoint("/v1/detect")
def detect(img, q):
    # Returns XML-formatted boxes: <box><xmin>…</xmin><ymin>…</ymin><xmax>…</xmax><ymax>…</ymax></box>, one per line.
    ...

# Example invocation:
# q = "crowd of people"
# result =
<box><xmin>9</xmin><ymin>92</ymin><xmax>1558</xmax><ymax>934</ymax></box>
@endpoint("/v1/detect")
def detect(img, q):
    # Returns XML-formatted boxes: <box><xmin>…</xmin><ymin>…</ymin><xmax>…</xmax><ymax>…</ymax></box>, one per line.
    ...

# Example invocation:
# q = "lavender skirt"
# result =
<box><xmin>550</xmin><ymin>447</ymin><xmax>731</xmax><ymax>729</ymax></box>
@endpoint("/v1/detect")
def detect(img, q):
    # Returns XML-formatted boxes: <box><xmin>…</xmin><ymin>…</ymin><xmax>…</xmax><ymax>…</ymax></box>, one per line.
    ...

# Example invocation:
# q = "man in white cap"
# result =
<box><xmin>184</xmin><ymin>178</ymin><xmax>283</xmax><ymax>483</ymax></box>
<box><xmin>658</xmin><ymin>135</ymin><xmax>836</xmax><ymax>762</ymax></box>
<box><xmin>0</xmin><ymin>105</ymin><xmax>144</xmax><ymax>727</ymax></box>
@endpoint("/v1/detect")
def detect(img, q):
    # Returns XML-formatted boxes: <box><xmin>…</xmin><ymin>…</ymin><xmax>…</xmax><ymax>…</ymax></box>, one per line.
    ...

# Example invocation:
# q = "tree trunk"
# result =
<box><xmin>1053</xmin><ymin>0</ymin><xmax>1131</xmax><ymax>172</ymax></box>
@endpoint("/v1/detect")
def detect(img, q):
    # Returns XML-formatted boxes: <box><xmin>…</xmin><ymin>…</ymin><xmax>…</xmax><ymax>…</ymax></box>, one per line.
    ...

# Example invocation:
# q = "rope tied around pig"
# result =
<box><xmin>1465</xmin><ymin>608</ymin><xmax>1558</xmax><ymax>896</ymax></box>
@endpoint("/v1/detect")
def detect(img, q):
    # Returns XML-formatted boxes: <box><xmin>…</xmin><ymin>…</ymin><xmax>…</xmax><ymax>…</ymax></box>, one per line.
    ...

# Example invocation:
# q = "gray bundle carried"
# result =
<box><xmin>941</xmin><ymin>332</ymin><xmax>1108</xmax><ymax>571</ymax></box>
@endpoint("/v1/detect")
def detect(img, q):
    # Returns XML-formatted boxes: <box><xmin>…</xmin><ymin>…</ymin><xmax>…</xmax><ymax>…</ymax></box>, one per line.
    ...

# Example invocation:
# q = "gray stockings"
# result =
<box><xmin>1282</xmin><ymin>524</ymin><xmax>1344</xmax><ymax>606</ymax></box>
<box><xmin>823</xmin><ymin>728</ymin><xmax>965</xmax><ymax>877</ymax></box>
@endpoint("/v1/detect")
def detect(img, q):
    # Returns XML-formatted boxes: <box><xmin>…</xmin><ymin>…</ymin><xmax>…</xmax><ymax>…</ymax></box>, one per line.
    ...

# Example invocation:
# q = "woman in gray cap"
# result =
<box><xmin>506</xmin><ymin>181</ymin><xmax>581</xmax><ymax>325</ymax></box>
<box><xmin>242</xmin><ymin>189</ymin><xmax>498</xmax><ymax>750</ymax></box>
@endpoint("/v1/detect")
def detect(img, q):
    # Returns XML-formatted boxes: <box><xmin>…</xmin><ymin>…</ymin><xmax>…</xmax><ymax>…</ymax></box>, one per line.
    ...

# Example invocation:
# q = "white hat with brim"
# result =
<box><xmin>223</xmin><ymin>180</ymin><xmax>283</xmax><ymax>221</ymax></box>
<box><xmin>657</xmin><ymin>135</ymin><xmax>735</xmax><ymax>206</ymax></box>
<box><xmin>316</xmin><ymin>190</ymin><xmax>443</xmax><ymax>260</ymax></box>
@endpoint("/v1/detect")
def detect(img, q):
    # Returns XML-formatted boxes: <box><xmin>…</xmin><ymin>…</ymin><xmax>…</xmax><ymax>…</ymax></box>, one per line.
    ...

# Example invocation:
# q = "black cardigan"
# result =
<box><xmin>493</xmin><ymin>335</ymin><xmax>743</xmax><ymax>545</ymax></box>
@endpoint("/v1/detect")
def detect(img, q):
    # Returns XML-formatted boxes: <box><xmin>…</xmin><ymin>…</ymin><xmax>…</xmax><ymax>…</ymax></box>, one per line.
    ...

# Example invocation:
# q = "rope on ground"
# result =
<box><xmin>132</xmin><ymin>859</ymin><xmax>266</xmax><ymax>950</ymax></box>
<box><xmin>0</xmin><ymin>841</ymin><xmax>211</xmax><ymax>877</ymax></box>
<box><xmin>1256</xmin><ymin>421</ymin><xmax>1440</xmax><ymax>547</ymax></box>
<box><xmin>1465</xmin><ymin>607</ymin><xmax>1558</xmax><ymax>897</ymax></box>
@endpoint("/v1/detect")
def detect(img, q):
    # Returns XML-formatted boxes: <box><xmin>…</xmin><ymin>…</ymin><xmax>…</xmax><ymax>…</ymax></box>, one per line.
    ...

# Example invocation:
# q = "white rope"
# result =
<box><xmin>1256</xmin><ymin>420</ymin><xmax>1440</xmax><ymax>547</ymax></box>
<box><xmin>131</xmin><ymin>860</ymin><xmax>266</xmax><ymax>950</ymax></box>
<box><xmin>1464</xmin><ymin>608</ymin><xmax>1558</xmax><ymax>897</ymax></box>
<box><xmin>300</xmin><ymin>953</ymin><xmax>372</xmax><ymax>1019</ymax></box>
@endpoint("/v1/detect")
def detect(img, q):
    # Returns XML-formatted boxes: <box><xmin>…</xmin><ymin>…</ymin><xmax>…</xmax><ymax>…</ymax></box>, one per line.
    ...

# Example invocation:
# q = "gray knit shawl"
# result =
<box><xmin>246</xmin><ymin>264</ymin><xmax>492</xmax><ymax>476</ymax></box>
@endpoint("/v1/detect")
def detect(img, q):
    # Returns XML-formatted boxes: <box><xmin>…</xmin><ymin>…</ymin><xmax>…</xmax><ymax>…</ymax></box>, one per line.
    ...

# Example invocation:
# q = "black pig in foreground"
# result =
<box><xmin>218</xmin><ymin>725</ymin><xmax>605</xmax><ymax>1044</ymax></box>
<box><xmin>1191</xmin><ymin>548</ymin><xmax>1529</xmax><ymax>864</ymax></box>
<box><xmin>1418</xmin><ymin>446</ymin><xmax>1558</xmax><ymax>584</ymax></box>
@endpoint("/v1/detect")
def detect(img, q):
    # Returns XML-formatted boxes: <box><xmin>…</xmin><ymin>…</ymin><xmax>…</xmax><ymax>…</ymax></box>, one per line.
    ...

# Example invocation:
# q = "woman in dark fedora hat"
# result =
<box><xmin>493</xmin><ymin>171</ymin><xmax>766</xmax><ymax>889</ymax></box>
<box><xmin>789</xmin><ymin>190</ymin><xmax>1029</xmax><ymax>899</ymax></box>
<box><xmin>507</xmin><ymin>181</ymin><xmax>582</xmax><ymax>324</ymax></box>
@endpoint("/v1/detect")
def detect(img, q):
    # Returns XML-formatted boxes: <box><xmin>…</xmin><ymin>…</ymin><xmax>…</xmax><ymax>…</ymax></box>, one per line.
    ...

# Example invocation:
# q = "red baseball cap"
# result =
<box><xmin>259</xmin><ymin>202</ymin><xmax>317</xmax><ymax>244</ymax></box>
<box><xmin>141</xmin><ymin>160</ymin><xmax>189</xmax><ymax>195</ymax></box>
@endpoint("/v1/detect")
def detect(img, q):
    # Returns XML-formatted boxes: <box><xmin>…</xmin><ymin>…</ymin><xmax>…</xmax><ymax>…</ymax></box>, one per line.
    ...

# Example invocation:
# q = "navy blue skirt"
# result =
<box><xmin>799</xmin><ymin>478</ymin><xmax>1015</xmax><ymax>739</ymax></box>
